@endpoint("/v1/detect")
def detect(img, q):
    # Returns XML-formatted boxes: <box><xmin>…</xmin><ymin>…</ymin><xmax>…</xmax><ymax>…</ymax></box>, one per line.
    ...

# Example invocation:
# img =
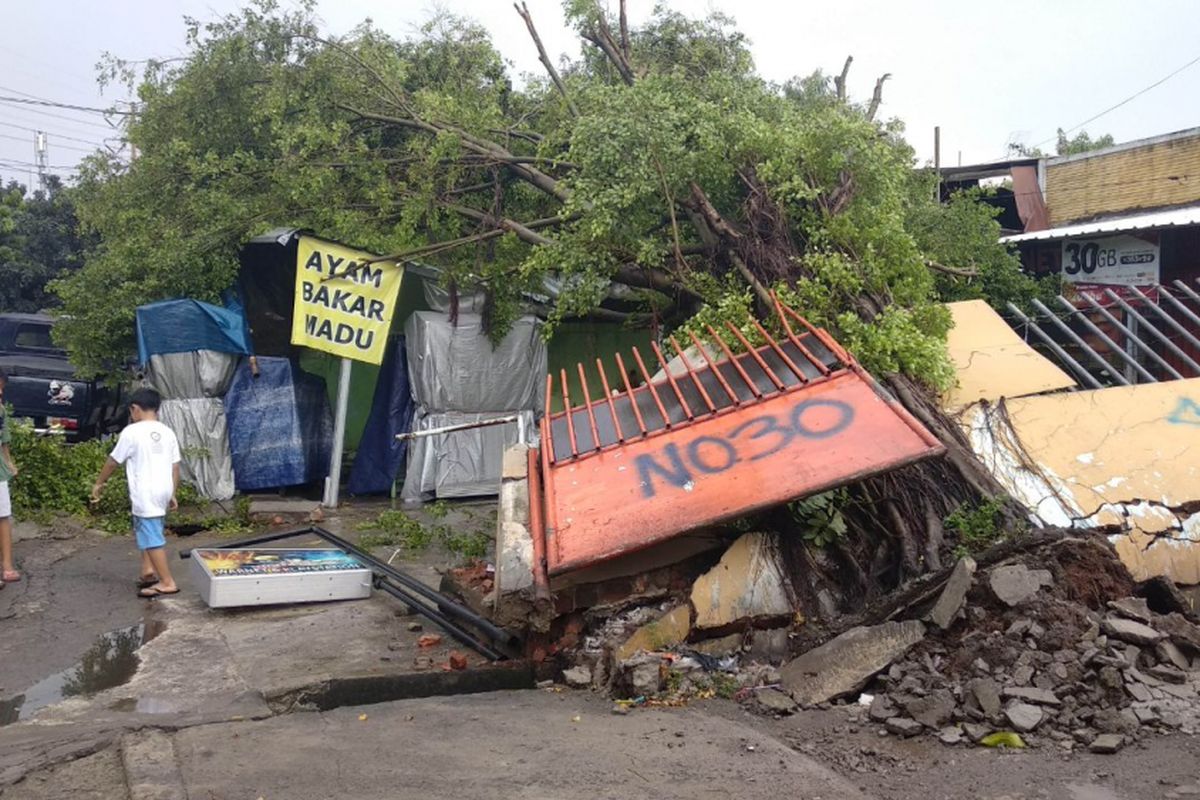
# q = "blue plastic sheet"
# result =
<box><xmin>135</xmin><ymin>298</ymin><xmax>252</xmax><ymax>365</ymax></box>
<box><xmin>224</xmin><ymin>357</ymin><xmax>333</xmax><ymax>491</ymax></box>
<box><xmin>348</xmin><ymin>337</ymin><xmax>414</xmax><ymax>495</ymax></box>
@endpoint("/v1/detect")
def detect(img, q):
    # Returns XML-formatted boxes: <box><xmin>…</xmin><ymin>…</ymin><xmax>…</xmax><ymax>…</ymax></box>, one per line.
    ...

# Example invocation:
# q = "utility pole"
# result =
<box><xmin>933</xmin><ymin>126</ymin><xmax>941</xmax><ymax>201</ymax></box>
<box><xmin>34</xmin><ymin>131</ymin><xmax>48</xmax><ymax>192</ymax></box>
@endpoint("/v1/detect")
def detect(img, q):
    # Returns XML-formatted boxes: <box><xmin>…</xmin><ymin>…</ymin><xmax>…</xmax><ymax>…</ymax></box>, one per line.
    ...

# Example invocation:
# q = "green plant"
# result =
<box><xmin>426</xmin><ymin>499</ymin><xmax>450</xmax><ymax>519</ymax></box>
<box><xmin>790</xmin><ymin>489</ymin><xmax>849</xmax><ymax>549</ymax></box>
<box><xmin>356</xmin><ymin>508</ymin><xmax>493</xmax><ymax>560</ymax></box>
<box><xmin>946</xmin><ymin>497</ymin><xmax>1010</xmax><ymax>556</ymax></box>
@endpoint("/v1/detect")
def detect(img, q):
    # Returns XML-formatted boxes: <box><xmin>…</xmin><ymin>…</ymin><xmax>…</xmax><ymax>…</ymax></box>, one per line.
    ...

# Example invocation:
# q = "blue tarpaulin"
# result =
<box><xmin>348</xmin><ymin>337</ymin><xmax>414</xmax><ymax>495</ymax></box>
<box><xmin>135</xmin><ymin>298</ymin><xmax>252</xmax><ymax>365</ymax></box>
<box><xmin>224</xmin><ymin>357</ymin><xmax>333</xmax><ymax>491</ymax></box>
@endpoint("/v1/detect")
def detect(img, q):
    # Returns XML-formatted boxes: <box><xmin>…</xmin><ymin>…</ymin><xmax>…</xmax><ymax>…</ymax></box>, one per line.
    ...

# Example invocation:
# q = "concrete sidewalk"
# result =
<box><xmin>5</xmin><ymin>691</ymin><xmax>871</xmax><ymax>800</ymax></box>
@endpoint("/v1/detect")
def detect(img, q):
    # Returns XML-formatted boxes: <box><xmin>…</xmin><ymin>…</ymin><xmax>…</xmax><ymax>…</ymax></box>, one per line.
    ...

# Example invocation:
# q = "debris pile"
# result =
<box><xmin>775</xmin><ymin>537</ymin><xmax>1200</xmax><ymax>754</ymax></box>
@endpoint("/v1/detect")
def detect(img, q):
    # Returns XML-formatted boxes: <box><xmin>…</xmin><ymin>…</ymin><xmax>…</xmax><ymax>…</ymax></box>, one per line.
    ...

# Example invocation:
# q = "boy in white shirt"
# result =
<box><xmin>91</xmin><ymin>387</ymin><xmax>182</xmax><ymax>598</ymax></box>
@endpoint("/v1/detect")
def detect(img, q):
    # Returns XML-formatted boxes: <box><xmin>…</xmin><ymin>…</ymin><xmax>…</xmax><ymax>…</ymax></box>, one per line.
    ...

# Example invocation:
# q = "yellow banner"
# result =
<box><xmin>290</xmin><ymin>237</ymin><xmax>404</xmax><ymax>365</ymax></box>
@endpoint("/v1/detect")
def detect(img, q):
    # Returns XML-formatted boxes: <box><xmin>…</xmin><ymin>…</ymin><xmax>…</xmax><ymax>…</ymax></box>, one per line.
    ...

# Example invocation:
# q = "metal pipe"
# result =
<box><xmin>1128</xmin><ymin>285</ymin><xmax>1200</xmax><ymax>357</ymax></box>
<box><xmin>576</xmin><ymin>362</ymin><xmax>603</xmax><ymax>451</ymax></box>
<box><xmin>631</xmin><ymin>346</ymin><xmax>672</xmax><ymax>429</ymax></box>
<box><xmin>373</xmin><ymin>579</ymin><xmax>505</xmax><ymax>661</ymax></box>
<box><xmin>395</xmin><ymin>414</ymin><xmax>519</xmax><ymax>441</ymax></box>
<box><xmin>526</xmin><ymin>446</ymin><xmax>551</xmax><ymax>600</ymax></box>
<box><xmin>669</xmin><ymin>335</ymin><xmax>716</xmax><ymax>413</ymax></box>
<box><xmin>725</xmin><ymin>322</ymin><xmax>786</xmax><ymax>391</ymax></box>
<box><xmin>1006</xmin><ymin>303</ymin><xmax>1103</xmax><ymax>389</ymax></box>
<box><xmin>1053</xmin><ymin>296</ymin><xmax>1156</xmax><ymax>383</ymax></box>
<box><xmin>686</xmin><ymin>330</ymin><xmax>739</xmax><ymax>404</ymax></box>
<box><xmin>1158</xmin><ymin>285</ymin><xmax>1200</xmax><ymax>332</ymax></box>
<box><xmin>750</xmin><ymin>318</ymin><xmax>808</xmax><ymax>384</ymax></box>
<box><xmin>614</xmin><ymin>352</ymin><xmax>649</xmax><ymax>435</ymax></box>
<box><xmin>559</xmin><ymin>369</ymin><xmax>578</xmax><ymax>457</ymax></box>
<box><xmin>1030</xmin><ymin>298</ymin><xmax>1128</xmax><ymax>386</ymax></box>
<box><xmin>323</xmin><ymin>357</ymin><xmax>353</xmax><ymax>508</ymax></box>
<box><xmin>650</xmin><ymin>341</ymin><xmax>694</xmax><ymax>420</ymax></box>
<box><xmin>1174</xmin><ymin>279</ymin><xmax>1200</xmax><ymax>306</ymax></box>
<box><xmin>1104</xmin><ymin>289</ymin><xmax>1200</xmax><ymax>376</ymax></box>
<box><xmin>1078</xmin><ymin>292</ymin><xmax>1184</xmax><ymax>381</ymax></box>
<box><xmin>705</xmin><ymin>325</ymin><xmax>762</xmax><ymax>397</ymax></box>
<box><xmin>595</xmin><ymin>358</ymin><xmax>626</xmax><ymax>442</ymax></box>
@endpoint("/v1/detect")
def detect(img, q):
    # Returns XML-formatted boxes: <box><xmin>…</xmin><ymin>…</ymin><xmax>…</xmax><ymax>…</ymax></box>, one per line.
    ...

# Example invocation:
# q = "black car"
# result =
<box><xmin>0</xmin><ymin>313</ymin><xmax>124</xmax><ymax>440</ymax></box>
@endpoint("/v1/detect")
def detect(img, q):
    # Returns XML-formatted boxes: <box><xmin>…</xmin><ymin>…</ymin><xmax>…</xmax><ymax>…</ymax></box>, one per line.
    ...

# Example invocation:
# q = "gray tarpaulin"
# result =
<box><xmin>146</xmin><ymin>350</ymin><xmax>237</xmax><ymax>501</ymax></box>
<box><xmin>405</xmin><ymin>312</ymin><xmax>546</xmax><ymax>415</ymax></box>
<box><xmin>401</xmin><ymin>311</ymin><xmax>544</xmax><ymax>501</ymax></box>
<box><xmin>401</xmin><ymin>410</ymin><xmax>535</xmax><ymax>500</ymax></box>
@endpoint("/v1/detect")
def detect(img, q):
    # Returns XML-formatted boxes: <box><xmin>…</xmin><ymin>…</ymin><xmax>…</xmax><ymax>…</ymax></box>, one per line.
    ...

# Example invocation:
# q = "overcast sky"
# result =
<box><xmin>2</xmin><ymin>0</ymin><xmax>1198</xmax><ymax>188</ymax></box>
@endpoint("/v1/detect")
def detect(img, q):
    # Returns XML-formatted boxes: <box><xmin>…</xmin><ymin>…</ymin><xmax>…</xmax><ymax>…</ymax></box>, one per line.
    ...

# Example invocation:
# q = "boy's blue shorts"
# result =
<box><xmin>134</xmin><ymin>516</ymin><xmax>166</xmax><ymax>550</ymax></box>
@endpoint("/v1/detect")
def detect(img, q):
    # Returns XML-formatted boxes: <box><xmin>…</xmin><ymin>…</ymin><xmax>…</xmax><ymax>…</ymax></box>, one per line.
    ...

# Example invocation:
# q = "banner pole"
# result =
<box><xmin>324</xmin><ymin>357</ymin><xmax>353</xmax><ymax>508</ymax></box>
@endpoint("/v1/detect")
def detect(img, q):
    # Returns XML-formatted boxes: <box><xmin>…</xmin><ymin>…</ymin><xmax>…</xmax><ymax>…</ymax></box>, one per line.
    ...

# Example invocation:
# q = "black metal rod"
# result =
<box><xmin>1078</xmin><ymin>292</ymin><xmax>1185</xmax><ymax>381</ymax></box>
<box><xmin>1030</xmin><ymin>298</ymin><xmax>1128</xmax><ymax>386</ymax></box>
<box><xmin>1053</xmin><ymin>296</ymin><xmax>1156</xmax><ymax>383</ymax></box>
<box><xmin>374</xmin><ymin>578</ymin><xmax>506</xmax><ymax>661</ymax></box>
<box><xmin>1006</xmin><ymin>303</ymin><xmax>1103</xmax><ymax>389</ymax></box>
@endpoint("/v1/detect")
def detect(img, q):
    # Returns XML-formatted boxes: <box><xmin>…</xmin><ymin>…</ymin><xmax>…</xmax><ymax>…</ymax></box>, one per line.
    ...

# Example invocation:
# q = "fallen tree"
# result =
<box><xmin>62</xmin><ymin>0</ymin><xmax>1050</xmax><ymax>603</ymax></box>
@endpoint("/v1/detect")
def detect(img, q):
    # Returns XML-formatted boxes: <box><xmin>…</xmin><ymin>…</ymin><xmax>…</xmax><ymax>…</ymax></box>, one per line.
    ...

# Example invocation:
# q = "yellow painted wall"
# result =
<box><xmin>1045</xmin><ymin>134</ymin><xmax>1200</xmax><ymax>226</ymax></box>
<box><xmin>962</xmin><ymin>379</ymin><xmax>1200</xmax><ymax>584</ymax></box>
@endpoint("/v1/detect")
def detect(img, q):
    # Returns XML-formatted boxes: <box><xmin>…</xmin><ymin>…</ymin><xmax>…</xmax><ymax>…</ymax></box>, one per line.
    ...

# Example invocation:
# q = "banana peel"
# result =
<box><xmin>978</xmin><ymin>731</ymin><xmax>1026</xmax><ymax>749</ymax></box>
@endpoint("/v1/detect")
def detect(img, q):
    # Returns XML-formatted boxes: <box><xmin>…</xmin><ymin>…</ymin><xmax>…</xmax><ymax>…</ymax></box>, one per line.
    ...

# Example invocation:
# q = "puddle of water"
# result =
<box><xmin>0</xmin><ymin>618</ymin><xmax>166</xmax><ymax>725</ymax></box>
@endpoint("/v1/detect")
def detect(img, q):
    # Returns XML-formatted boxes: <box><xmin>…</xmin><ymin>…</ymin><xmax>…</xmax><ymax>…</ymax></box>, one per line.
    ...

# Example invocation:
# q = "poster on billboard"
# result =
<box><xmin>1059</xmin><ymin>234</ymin><xmax>1159</xmax><ymax>286</ymax></box>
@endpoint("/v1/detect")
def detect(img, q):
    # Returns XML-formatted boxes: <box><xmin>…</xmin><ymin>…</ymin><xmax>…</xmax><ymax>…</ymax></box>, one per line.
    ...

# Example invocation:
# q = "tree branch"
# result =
<box><xmin>583</xmin><ymin>11</ymin><xmax>635</xmax><ymax>87</ymax></box>
<box><xmin>515</xmin><ymin>2</ymin><xmax>579</xmax><ymax>118</ymax></box>
<box><xmin>619</xmin><ymin>0</ymin><xmax>631</xmax><ymax>62</ymax></box>
<box><xmin>731</xmin><ymin>252</ymin><xmax>773</xmax><ymax>309</ymax></box>
<box><xmin>865</xmin><ymin>73</ymin><xmax>891</xmax><ymax>122</ymax></box>
<box><xmin>925</xmin><ymin>259</ymin><xmax>979</xmax><ymax>278</ymax></box>
<box><xmin>835</xmin><ymin>55</ymin><xmax>853</xmax><ymax>102</ymax></box>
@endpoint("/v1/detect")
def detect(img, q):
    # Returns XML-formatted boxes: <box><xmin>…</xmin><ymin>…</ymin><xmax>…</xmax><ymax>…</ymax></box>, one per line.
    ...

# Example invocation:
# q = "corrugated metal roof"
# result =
<box><xmin>1001</xmin><ymin>203</ymin><xmax>1200</xmax><ymax>243</ymax></box>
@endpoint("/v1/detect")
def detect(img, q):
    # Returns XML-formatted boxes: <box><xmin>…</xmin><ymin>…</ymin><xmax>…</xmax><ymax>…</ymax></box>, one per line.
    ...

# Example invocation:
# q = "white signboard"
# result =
<box><xmin>1060</xmin><ymin>234</ymin><xmax>1159</xmax><ymax>286</ymax></box>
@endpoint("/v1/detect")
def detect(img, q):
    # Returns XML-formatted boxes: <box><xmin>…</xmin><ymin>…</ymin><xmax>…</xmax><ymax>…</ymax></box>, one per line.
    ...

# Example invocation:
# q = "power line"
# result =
<box><xmin>0</xmin><ymin>132</ymin><xmax>99</xmax><ymax>155</ymax></box>
<box><xmin>0</xmin><ymin>94</ymin><xmax>132</xmax><ymax>115</ymax></box>
<box><xmin>0</xmin><ymin>101</ymin><xmax>121</xmax><ymax>131</ymax></box>
<box><xmin>1016</xmin><ymin>52</ymin><xmax>1200</xmax><ymax>155</ymax></box>
<box><xmin>0</xmin><ymin>121</ymin><xmax>107</xmax><ymax>147</ymax></box>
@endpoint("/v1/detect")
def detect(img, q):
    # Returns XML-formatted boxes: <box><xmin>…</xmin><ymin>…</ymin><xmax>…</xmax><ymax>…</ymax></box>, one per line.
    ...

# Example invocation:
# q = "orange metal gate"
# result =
<box><xmin>530</xmin><ymin>299</ymin><xmax>944</xmax><ymax>584</ymax></box>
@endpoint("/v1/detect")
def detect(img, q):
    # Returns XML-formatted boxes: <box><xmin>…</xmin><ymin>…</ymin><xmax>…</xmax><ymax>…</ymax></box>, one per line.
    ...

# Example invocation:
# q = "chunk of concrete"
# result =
<box><xmin>1089</xmin><ymin>733</ymin><xmax>1125</xmax><ymax>754</ymax></box>
<box><xmin>1107</xmin><ymin>596</ymin><xmax>1153</xmax><ymax>624</ymax></box>
<box><xmin>756</xmin><ymin>688</ymin><xmax>798</xmax><ymax>715</ymax></box>
<box><xmin>691</xmin><ymin>633</ymin><xmax>743</xmax><ymax>656</ymax></box>
<box><xmin>691</xmin><ymin>533</ymin><xmax>792</xmax><ymax>631</ymax></box>
<box><xmin>1001</xmin><ymin>686</ymin><xmax>1061</xmax><ymax>707</ymax></box>
<box><xmin>780</xmin><ymin>620</ymin><xmax>926</xmax><ymax>706</ymax></box>
<box><xmin>928</xmin><ymin>556</ymin><xmax>976</xmax><ymax>630</ymax></box>
<box><xmin>501</xmin><ymin>444</ymin><xmax>530</xmax><ymax>480</ymax></box>
<box><xmin>904</xmin><ymin>688</ymin><xmax>957</xmax><ymax>728</ymax></box>
<box><xmin>1003</xmin><ymin>701</ymin><xmax>1044</xmax><ymax>732</ymax></box>
<box><xmin>1157</xmin><ymin>639</ymin><xmax>1192</xmax><ymax>671</ymax></box>
<box><xmin>562</xmin><ymin>665</ymin><xmax>592</xmax><ymax>689</ymax></box>
<box><xmin>969</xmin><ymin>677</ymin><xmax>1002</xmax><ymax>718</ymax></box>
<box><xmin>885</xmin><ymin>717</ymin><xmax>923</xmax><ymax>738</ymax></box>
<box><xmin>1101</xmin><ymin>616</ymin><xmax>1164</xmax><ymax>647</ymax></box>
<box><xmin>988</xmin><ymin>565</ymin><xmax>1053</xmax><ymax>607</ymax></box>
<box><xmin>617</xmin><ymin>605</ymin><xmax>691</xmax><ymax>661</ymax></box>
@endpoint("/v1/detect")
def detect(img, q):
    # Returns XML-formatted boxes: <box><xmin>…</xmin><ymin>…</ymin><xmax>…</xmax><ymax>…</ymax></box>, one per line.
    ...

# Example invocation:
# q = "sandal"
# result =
<box><xmin>1</xmin><ymin>570</ymin><xmax>20</xmax><ymax>583</ymax></box>
<box><xmin>136</xmin><ymin>574</ymin><xmax>159</xmax><ymax>590</ymax></box>
<box><xmin>138</xmin><ymin>585</ymin><xmax>181</xmax><ymax>598</ymax></box>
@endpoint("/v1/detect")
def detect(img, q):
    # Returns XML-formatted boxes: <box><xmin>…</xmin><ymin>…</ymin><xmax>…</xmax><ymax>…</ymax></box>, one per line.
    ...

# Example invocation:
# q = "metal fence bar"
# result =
<box><xmin>705</xmin><ymin>325</ymin><xmax>762</xmax><ymax>397</ymax></box>
<box><xmin>631</xmin><ymin>346</ymin><xmax>673</xmax><ymax>429</ymax></box>
<box><xmin>1078</xmin><ymin>293</ymin><xmax>1185</xmax><ymax>381</ymax></box>
<box><xmin>595</xmin><ymin>357</ymin><xmax>627</xmax><ymax>442</ymax></box>
<box><xmin>1053</xmin><ymin>296</ymin><xmax>1157</xmax><ymax>383</ymax></box>
<box><xmin>669</xmin><ymin>335</ymin><xmax>717</xmax><ymax>413</ymax></box>
<box><xmin>687</xmin><ymin>330</ymin><xmax>739</xmax><ymax>404</ymax></box>
<box><xmin>614</xmin><ymin>351</ymin><xmax>649</xmax><ymax>436</ymax></box>
<box><xmin>1157</xmin><ymin>285</ymin><xmax>1200</xmax><ymax>333</ymax></box>
<box><xmin>559</xmin><ymin>369</ymin><xmax>578</xmax><ymax>457</ymax></box>
<box><xmin>1128</xmin><ymin>286</ymin><xmax>1200</xmax><ymax>356</ymax></box>
<box><xmin>1007</xmin><ymin>302</ymin><xmax>1103</xmax><ymax>389</ymax></box>
<box><xmin>1104</xmin><ymin>289</ymin><xmax>1200</xmax><ymax>376</ymax></box>
<box><xmin>650</xmin><ymin>341</ymin><xmax>694</xmax><ymax>420</ymax></box>
<box><xmin>749</xmin><ymin>319</ymin><xmax>809</xmax><ymax>384</ymax></box>
<box><xmin>724</xmin><ymin>322</ymin><xmax>787</xmax><ymax>391</ymax></box>
<box><xmin>1030</xmin><ymin>298</ymin><xmax>1129</xmax><ymax>386</ymax></box>
<box><xmin>576</xmin><ymin>362</ymin><xmax>602</xmax><ymax>451</ymax></box>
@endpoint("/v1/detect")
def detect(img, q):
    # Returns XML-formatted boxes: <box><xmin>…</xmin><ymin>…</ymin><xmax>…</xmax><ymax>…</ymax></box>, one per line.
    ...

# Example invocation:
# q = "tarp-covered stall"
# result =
<box><xmin>136</xmin><ymin>299</ymin><xmax>252</xmax><ymax>500</ymax></box>
<box><xmin>224</xmin><ymin>357</ymin><xmax>334</xmax><ymax>492</ymax></box>
<box><xmin>402</xmin><ymin>312</ymin><xmax>546</xmax><ymax>501</ymax></box>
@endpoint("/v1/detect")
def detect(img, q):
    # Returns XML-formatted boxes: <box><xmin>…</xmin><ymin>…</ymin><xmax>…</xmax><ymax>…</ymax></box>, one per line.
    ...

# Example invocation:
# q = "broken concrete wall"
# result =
<box><xmin>959</xmin><ymin>379</ymin><xmax>1200</xmax><ymax>586</ymax></box>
